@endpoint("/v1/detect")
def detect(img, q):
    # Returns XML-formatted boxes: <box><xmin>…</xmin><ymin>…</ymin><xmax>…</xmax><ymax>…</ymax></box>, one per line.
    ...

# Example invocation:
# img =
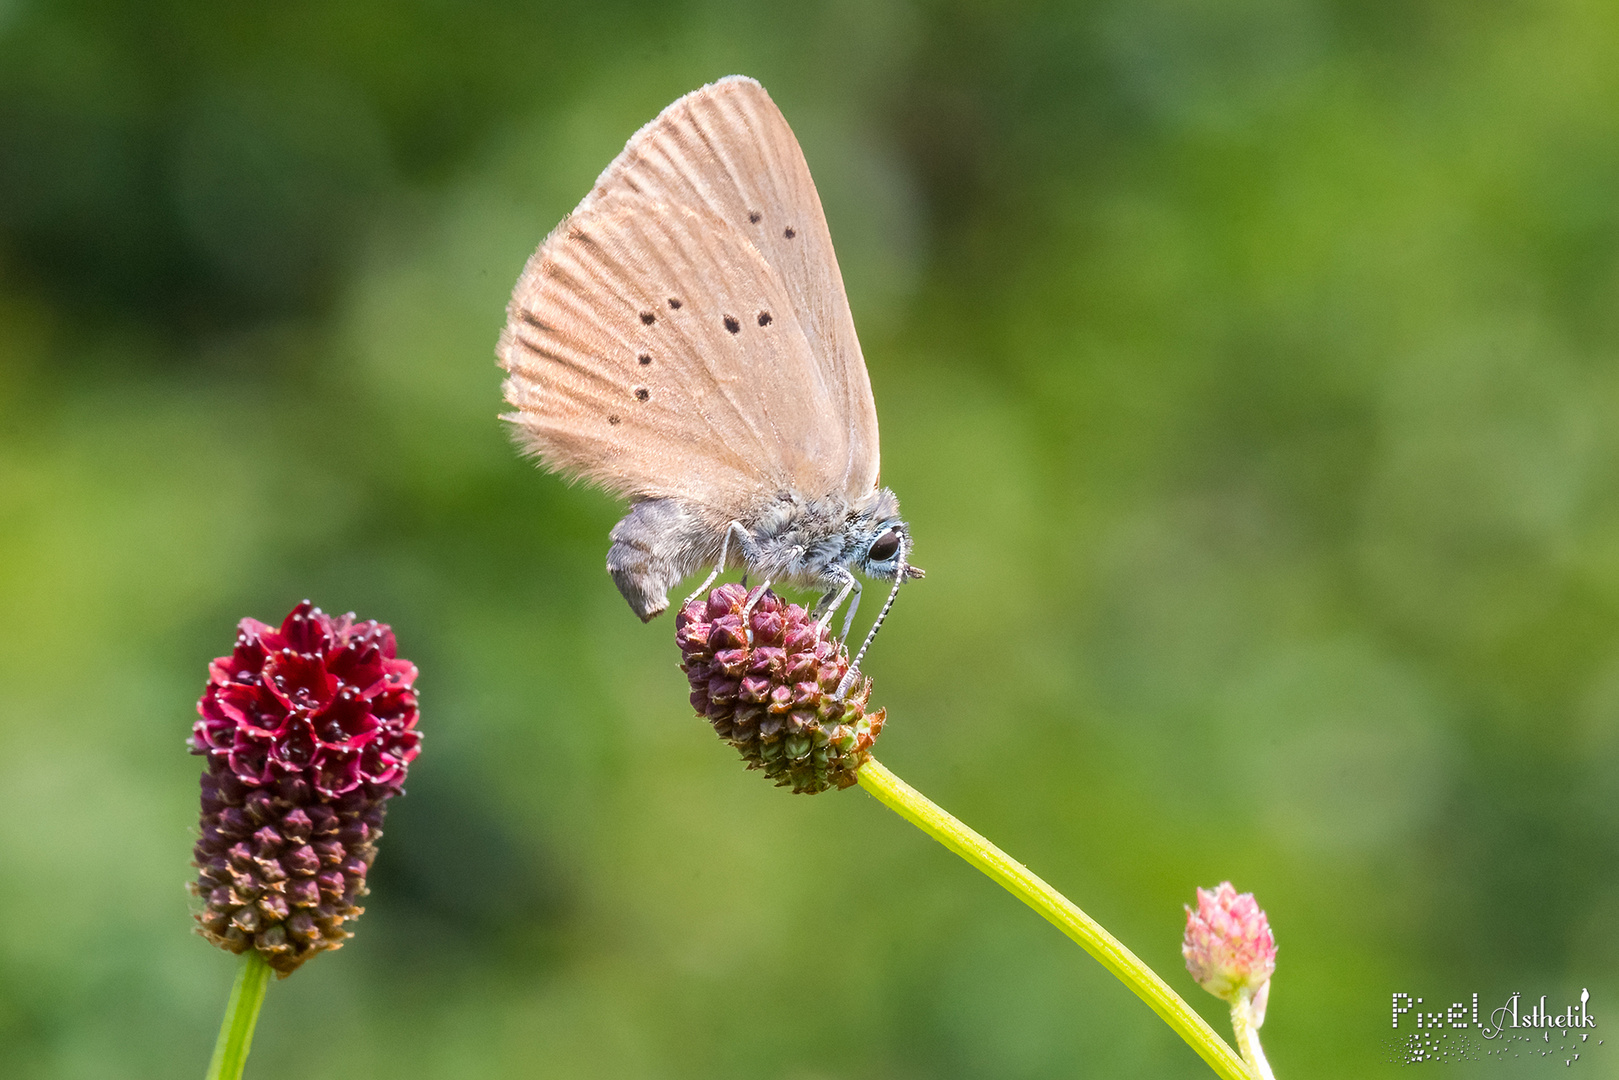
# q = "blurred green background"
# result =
<box><xmin>3</xmin><ymin>1</ymin><xmax>1618</xmax><ymax>1076</ymax></box>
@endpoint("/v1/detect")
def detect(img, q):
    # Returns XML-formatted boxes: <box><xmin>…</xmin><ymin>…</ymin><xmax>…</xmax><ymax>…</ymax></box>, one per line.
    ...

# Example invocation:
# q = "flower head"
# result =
<box><xmin>675</xmin><ymin>584</ymin><xmax>884</xmax><ymax>794</ymax></box>
<box><xmin>1182</xmin><ymin>882</ymin><xmax>1276</xmax><ymax>1013</ymax></box>
<box><xmin>188</xmin><ymin>601</ymin><xmax>421</xmax><ymax>975</ymax></box>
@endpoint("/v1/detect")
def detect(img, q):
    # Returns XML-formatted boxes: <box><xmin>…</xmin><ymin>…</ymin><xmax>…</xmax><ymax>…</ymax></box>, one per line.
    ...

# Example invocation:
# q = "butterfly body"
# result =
<box><xmin>605</xmin><ymin>487</ymin><xmax>908</xmax><ymax>621</ymax></box>
<box><xmin>499</xmin><ymin>76</ymin><xmax>920</xmax><ymax>636</ymax></box>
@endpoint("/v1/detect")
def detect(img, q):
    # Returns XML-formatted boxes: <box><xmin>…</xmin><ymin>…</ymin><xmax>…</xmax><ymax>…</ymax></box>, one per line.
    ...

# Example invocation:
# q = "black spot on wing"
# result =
<box><xmin>783</xmin><ymin>226</ymin><xmax>796</xmax><ymax>239</ymax></box>
<box><xmin>757</xmin><ymin>311</ymin><xmax>772</xmax><ymax>327</ymax></box>
<box><xmin>640</xmin><ymin>311</ymin><xmax>656</xmax><ymax>325</ymax></box>
<box><xmin>747</xmin><ymin>211</ymin><xmax>761</xmax><ymax>224</ymax></box>
<box><xmin>634</xmin><ymin>387</ymin><xmax>650</xmax><ymax>401</ymax></box>
<box><xmin>667</xmin><ymin>297</ymin><xmax>682</xmax><ymax>310</ymax></box>
<box><xmin>608</xmin><ymin>415</ymin><xmax>621</xmax><ymax>425</ymax></box>
<box><xmin>638</xmin><ymin>354</ymin><xmax>652</xmax><ymax>365</ymax></box>
<box><xmin>723</xmin><ymin>315</ymin><xmax>740</xmax><ymax>334</ymax></box>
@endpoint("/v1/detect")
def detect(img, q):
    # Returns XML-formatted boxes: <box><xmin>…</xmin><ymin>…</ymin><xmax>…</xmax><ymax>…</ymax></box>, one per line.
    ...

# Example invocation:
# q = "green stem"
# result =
<box><xmin>204</xmin><ymin>950</ymin><xmax>272</xmax><ymax>1080</ymax></box>
<box><xmin>858</xmin><ymin>757</ymin><xmax>1252</xmax><ymax>1080</ymax></box>
<box><xmin>1230</xmin><ymin>994</ymin><xmax>1276</xmax><ymax>1080</ymax></box>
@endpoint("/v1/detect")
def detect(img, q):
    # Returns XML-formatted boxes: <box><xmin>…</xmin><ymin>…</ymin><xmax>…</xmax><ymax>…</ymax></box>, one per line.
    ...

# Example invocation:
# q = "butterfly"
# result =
<box><xmin>497</xmin><ymin>75</ymin><xmax>921</xmax><ymax>667</ymax></box>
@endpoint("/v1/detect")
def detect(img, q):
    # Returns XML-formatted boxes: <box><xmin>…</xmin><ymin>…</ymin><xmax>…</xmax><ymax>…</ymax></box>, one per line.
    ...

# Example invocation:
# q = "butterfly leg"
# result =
<box><xmin>815</xmin><ymin>567</ymin><xmax>860</xmax><ymax>637</ymax></box>
<box><xmin>682</xmin><ymin>521</ymin><xmax>751</xmax><ymax>609</ymax></box>
<box><xmin>741</xmin><ymin>541</ymin><xmax>807</xmax><ymax>620</ymax></box>
<box><xmin>741</xmin><ymin>579</ymin><xmax>773</xmax><ymax>619</ymax></box>
<box><xmin>839</xmin><ymin>578</ymin><xmax>864</xmax><ymax>641</ymax></box>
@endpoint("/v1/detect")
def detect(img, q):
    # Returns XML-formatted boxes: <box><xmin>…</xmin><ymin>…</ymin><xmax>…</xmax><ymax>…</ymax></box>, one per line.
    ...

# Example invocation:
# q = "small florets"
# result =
<box><xmin>188</xmin><ymin>600</ymin><xmax>420</xmax><ymax>974</ymax></box>
<box><xmin>1182</xmin><ymin>882</ymin><xmax>1277</xmax><ymax>1009</ymax></box>
<box><xmin>675</xmin><ymin>584</ymin><xmax>884</xmax><ymax>793</ymax></box>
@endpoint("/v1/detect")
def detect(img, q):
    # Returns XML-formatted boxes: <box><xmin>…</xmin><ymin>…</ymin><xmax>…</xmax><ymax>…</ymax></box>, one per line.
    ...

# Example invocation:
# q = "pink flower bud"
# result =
<box><xmin>1182</xmin><ymin>882</ymin><xmax>1276</xmax><ymax>1005</ymax></box>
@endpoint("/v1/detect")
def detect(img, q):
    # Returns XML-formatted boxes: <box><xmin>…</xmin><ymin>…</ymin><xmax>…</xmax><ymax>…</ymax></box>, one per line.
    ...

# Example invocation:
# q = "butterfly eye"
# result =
<box><xmin>868</xmin><ymin>529</ymin><xmax>901</xmax><ymax>563</ymax></box>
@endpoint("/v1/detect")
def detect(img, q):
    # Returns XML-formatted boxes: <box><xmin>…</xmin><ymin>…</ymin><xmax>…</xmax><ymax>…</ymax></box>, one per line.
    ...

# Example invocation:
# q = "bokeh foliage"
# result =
<box><xmin>3</xmin><ymin>1</ymin><xmax>1618</xmax><ymax>1076</ymax></box>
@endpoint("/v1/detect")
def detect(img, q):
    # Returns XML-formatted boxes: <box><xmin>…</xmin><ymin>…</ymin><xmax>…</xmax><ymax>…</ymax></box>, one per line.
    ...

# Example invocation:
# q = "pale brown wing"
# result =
<box><xmin>498</xmin><ymin>190</ymin><xmax>848</xmax><ymax>516</ymax></box>
<box><xmin>576</xmin><ymin>75</ymin><xmax>881</xmax><ymax>499</ymax></box>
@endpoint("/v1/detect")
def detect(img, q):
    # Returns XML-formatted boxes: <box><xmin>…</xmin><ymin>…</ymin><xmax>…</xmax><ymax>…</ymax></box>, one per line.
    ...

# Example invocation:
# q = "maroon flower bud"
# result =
<box><xmin>188</xmin><ymin>601</ymin><xmax>421</xmax><ymax>975</ymax></box>
<box><xmin>675</xmin><ymin>584</ymin><xmax>884</xmax><ymax>794</ymax></box>
<box><xmin>1182</xmin><ymin>882</ymin><xmax>1277</xmax><ymax>1012</ymax></box>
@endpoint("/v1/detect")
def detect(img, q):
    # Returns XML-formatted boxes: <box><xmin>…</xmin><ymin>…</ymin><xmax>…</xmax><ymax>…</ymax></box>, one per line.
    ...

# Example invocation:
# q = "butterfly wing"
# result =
<box><xmin>498</xmin><ymin>189</ymin><xmax>847</xmax><ymax>517</ymax></box>
<box><xmin>594</xmin><ymin>75</ymin><xmax>882</xmax><ymax>499</ymax></box>
<box><xmin>498</xmin><ymin>75</ymin><xmax>881</xmax><ymax>512</ymax></box>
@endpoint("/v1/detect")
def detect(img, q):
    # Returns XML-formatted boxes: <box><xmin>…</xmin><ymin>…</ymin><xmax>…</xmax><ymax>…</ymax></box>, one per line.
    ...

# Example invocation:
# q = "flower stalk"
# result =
<box><xmin>1230</xmin><ymin>991</ymin><xmax>1276</xmax><ymax>1080</ymax></box>
<box><xmin>204</xmin><ymin>950</ymin><xmax>271</xmax><ymax>1080</ymax></box>
<box><xmin>674</xmin><ymin>586</ymin><xmax>1255</xmax><ymax>1077</ymax></box>
<box><xmin>856</xmin><ymin>758</ymin><xmax>1252</xmax><ymax>1080</ymax></box>
<box><xmin>1183</xmin><ymin>882</ymin><xmax>1278</xmax><ymax>1080</ymax></box>
<box><xmin>188</xmin><ymin>601</ymin><xmax>422</xmax><ymax>1079</ymax></box>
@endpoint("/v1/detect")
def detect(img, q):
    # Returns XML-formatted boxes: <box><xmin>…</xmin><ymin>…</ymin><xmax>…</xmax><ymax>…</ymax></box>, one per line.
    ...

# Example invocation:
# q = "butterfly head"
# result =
<box><xmin>842</xmin><ymin>489</ymin><xmax>924</xmax><ymax>583</ymax></box>
<box><xmin>852</xmin><ymin>517</ymin><xmax>925</xmax><ymax>581</ymax></box>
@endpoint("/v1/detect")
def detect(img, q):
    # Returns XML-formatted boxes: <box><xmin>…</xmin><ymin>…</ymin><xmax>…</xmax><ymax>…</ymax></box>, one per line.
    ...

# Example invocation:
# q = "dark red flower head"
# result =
<box><xmin>188</xmin><ymin>601</ymin><xmax>421</xmax><ymax>974</ymax></box>
<box><xmin>676</xmin><ymin>584</ymin><xmax>884</xmax><ymax>794</ymax></box>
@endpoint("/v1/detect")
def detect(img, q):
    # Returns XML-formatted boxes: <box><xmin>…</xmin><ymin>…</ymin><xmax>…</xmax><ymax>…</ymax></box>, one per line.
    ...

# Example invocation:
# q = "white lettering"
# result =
<box><xmin>1395</xmin><ymin>988</ymin><xmax>1595</xmax><ymax>1040</ymax></box>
